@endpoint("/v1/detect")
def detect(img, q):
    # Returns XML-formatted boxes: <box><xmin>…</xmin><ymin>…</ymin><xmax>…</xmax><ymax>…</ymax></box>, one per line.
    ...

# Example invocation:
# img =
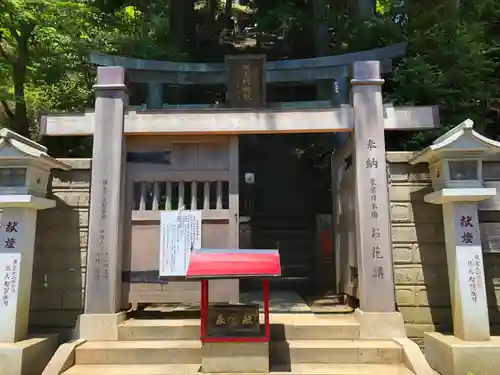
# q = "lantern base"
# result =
<box><xmin>425</xmin><ymin>333</ymin><xmax>500</xmax><ymax>375</ymax></box>
<box><xmin>0</xmin><ymin>334</ymin><xmax>58</xmax><ymax>375</ymax></box>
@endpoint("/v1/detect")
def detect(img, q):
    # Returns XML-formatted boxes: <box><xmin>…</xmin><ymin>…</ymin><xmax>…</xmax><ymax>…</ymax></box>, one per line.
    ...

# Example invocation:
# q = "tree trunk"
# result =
<box><xmin>208</xmin><ymin>0</ymin><xmax>218</xmax><ymax>23</ymax></box>
<box><xmin>184</xmin><ymin>0</ymin><xmax>196</xmax><ymax>52</ymax></box>
<box><xmin>356</xmin><ymin>0</ymin><xmax>376</xmax><ymax>18</ymax></box>
<box><xmin>169</xmin><ymin>0</ymin><xmax>186</xmax><ymax>53</ymax></box>
<box><xmin>11</xmin><ymin>28</ymin><xmax>31</xmax><ymax>138</ymax></box>
<box><xmin>313</xmin><ymin>0</ymin><xmax>330</xmax><ymax>100</ymax></box>
<box><xmin>223</xmin><ymin>0</ymin><xmax>233</xmax><ymax>31</ymax></box>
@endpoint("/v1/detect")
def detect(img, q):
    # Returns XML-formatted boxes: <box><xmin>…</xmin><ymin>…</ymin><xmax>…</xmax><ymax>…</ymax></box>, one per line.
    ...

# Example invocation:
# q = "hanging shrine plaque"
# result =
<box><xmin>225</xmin><ymin>55</ymin><xmax>266</xmax><ymax>108</ymax></box>
<box><xmin>159</xmin><ymin>211</ymin><xmax>202</xmax><ymax>277</ymax></box>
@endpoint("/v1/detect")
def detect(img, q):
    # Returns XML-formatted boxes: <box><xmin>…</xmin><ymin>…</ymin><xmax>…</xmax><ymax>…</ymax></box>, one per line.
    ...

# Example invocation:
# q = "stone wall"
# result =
<box><xmin>29</xmin><ymin>159</ymin><xmax>91</xmax><ymax>342</ymax></box>
<box><xmin>27</xmin><ymin>154</ymin><xmax>500</xmax><ymax>342</ymax></box>
<box><xmin>388</xmin><ymin>152</ymin><xmax>500</xmax><ymax>340</ymax></box>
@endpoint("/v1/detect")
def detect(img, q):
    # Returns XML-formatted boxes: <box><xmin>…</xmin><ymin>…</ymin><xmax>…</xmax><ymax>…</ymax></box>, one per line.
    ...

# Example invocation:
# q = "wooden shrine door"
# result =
<box><xmin>122</xmin><ymin>135</ymin><xmax>239</xmax><ymax>308</ymax></box>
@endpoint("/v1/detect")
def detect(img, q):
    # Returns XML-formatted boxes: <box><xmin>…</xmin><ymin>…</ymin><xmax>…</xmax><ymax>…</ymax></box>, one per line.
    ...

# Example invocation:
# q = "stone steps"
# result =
<box><xmin>118</xmin><ymin>319</ymin><xmax>200</xmax><ymax>341</ymax></box>
<box><xmin>270</xmin><ymin>340</ymin><xmax>402</xmax><ymax>364</ymax></box>
<box><xmin>63</xmin><ymin>364</ymin><xmax>200</xmax><ymax>375</ymax></box>
<box><xmin>74</xmin><ymin>339</ymin><xmax>402</xmax><ymax>366</ymax></box>
<box><xmin>75</xmin><ymin>340</ymin><xmax>202</xmax><ymax>365</ymax></box>
<box><xmin>62</xmin><ymin>314</ymin><xmax>415</xmax><ymax>375</ymax></box>
<box><xmin>63</xmin><ymin>363</ymin><xmax>414</xmax><ymax>375</ymax></box>
<box><xmin>118</xmin><ymin>315</ymin><xmax>361</xmax><ymax>341</ymax></box>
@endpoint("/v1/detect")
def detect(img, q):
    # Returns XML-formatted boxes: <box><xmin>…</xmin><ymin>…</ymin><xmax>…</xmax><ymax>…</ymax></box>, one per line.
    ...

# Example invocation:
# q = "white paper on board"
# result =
<box><xmin>159</xmin><ymin>210</ymin><xmax>202</xmax><ymax>277</ymax></box>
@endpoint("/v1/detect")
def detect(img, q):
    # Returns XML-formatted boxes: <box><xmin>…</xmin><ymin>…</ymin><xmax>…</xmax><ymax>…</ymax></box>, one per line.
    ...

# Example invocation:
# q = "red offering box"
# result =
<box><xmin>186</xmin><ymin>249</ymin><xmax>281</xmax><ymax>343</ymax></box>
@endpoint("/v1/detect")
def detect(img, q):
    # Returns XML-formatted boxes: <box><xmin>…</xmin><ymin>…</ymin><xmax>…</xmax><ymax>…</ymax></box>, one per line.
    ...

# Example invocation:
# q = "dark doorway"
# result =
<box><xmin>239</xmin><ymin>134</ymin><xmax>316</xmax><ymax>296</ymax></box>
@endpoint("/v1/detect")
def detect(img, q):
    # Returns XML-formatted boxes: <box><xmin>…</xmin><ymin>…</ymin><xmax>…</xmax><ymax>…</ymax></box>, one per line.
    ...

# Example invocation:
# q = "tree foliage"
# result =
<box><xmin>0</xmin><ymin>0</ymin><xmax>499</xmax><ymax>158</ymax></box>
<box><xmin>0</xmin><ymin>0</ymin><xmax>93</xmax><ymax>137</ymax></box>
<box><xmin>386</xmin><ymin>0</ymin><xmax>499</xmax><ymax>150</ymax></box>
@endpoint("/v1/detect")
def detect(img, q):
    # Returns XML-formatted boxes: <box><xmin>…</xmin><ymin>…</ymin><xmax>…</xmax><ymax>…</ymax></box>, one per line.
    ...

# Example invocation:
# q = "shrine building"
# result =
<box><xmin>1</xmin><ymin>47</ymin><xmax>500</xmax><ymax>375</ymax></box>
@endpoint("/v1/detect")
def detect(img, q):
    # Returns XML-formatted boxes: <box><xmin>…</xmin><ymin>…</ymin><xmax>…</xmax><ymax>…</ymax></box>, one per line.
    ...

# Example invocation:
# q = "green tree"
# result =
<box><xmin>387</xmin><ymin>1</ymin><xmax>498</xmax><ymax>149</ymax></box>
<box><xmin>0</xmin><ymin>0</ymin><xmax>93</xmax><ymax>137</ymax></box>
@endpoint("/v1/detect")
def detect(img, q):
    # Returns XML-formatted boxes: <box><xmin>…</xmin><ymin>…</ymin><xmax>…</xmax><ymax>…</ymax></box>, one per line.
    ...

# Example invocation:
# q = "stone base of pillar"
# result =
<box><xmin>74</xmin><ymin>312</ymin><xmax>126</xmax><ymax>341</ymax></box>
<box><xmin>0</xmin><ymin>335</ymin><xmax>58</xmax><ymax>375</ymax></box>
<box><xmin>425</xmin><ymin>332</ymin><xmax>500</xmax><ymax>375</ymax></box>
<box><xmin>201</xmin><ymin>342</ymin><xmax>269</xmax><ymax>373</ymax></box>
<box><xmin>354</xmin><ymin>308</ymin><xmax>406</xmax><ymax>339</ymax></box>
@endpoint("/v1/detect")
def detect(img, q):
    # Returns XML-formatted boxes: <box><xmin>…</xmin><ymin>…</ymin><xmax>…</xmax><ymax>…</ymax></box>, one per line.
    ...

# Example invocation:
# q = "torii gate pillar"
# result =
<box><xmin>351</xmin><ymin>61</ymin><xmax>406</xmax><ymax>339</ymax></box>
<box><xmin>76</xmin><ymin>66</ymin><xmax>129</xmax><ymax>341</ymax></box>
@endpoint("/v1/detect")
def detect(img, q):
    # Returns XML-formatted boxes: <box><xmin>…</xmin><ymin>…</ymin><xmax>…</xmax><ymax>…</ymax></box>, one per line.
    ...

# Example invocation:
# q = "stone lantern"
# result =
<box><xmin>412</xmin><ymin>119</ymin><xmax>498</xmax><ymax>205</ymax></box>
<box><xmin>0</xmin><ymin>128</ymin><xmax>71</xmax><ymax>375</ymax></box>
<box><xmin>409</xmin><ymin>119</ymin><xmax>500</xmax><ymax>375</ymax></box>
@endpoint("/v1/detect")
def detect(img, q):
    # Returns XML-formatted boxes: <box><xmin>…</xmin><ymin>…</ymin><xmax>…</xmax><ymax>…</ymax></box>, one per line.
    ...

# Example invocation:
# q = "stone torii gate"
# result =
<box><xmin>40</xmin><ymin>60</ymin><xmax>439</xmax><ymax>340</ymax></box>
<box><xmin>69</xmin><ymin>42</ymin><xmax>410</xmax><ymax>294</ymax></box>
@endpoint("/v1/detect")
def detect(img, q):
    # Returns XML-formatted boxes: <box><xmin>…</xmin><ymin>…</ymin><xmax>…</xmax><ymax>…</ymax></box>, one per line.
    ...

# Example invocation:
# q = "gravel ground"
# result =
<box><xmin>409</xmin><ymin>337</ymin><xmax>443</xmax><ymax>375</ymax></box>
<box><xmin>410</xmin><ymin>336</ymin><xmax>425</xmax><ymax>350</ymax></box>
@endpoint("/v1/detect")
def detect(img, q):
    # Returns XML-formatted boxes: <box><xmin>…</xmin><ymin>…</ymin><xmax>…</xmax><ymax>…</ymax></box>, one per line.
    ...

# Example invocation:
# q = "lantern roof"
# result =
<box><xmin>0</xmin><ymin>128</ymin><xmax>70</xmax><ymax>170</ymax></box>
<box><xmin>409</xmin><ymin>119</ymin><xmax>500</xmax><ymax>165</ymax></box>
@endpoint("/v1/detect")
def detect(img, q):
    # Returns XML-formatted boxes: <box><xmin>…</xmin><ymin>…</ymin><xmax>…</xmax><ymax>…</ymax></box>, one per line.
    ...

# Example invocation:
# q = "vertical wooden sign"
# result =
<box><xmin>225</xmin><ymin>55</ymin><xmax>266</xmax><ymax>108</ymax></box>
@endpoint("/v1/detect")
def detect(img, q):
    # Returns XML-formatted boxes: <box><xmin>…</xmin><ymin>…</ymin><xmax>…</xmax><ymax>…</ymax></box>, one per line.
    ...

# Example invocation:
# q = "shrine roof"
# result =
<box><xmin>186</xmin><ymin>249</ymin><xmax>281</xmax><ymax>279</ymax></box>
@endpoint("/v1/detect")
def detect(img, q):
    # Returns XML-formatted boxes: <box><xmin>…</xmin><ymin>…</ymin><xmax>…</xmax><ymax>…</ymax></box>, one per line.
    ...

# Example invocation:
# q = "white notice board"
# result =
<box><xmin>159</xmin><ymin>210</ymin><xmax>202</xmax><ymax>277</ymax></box>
